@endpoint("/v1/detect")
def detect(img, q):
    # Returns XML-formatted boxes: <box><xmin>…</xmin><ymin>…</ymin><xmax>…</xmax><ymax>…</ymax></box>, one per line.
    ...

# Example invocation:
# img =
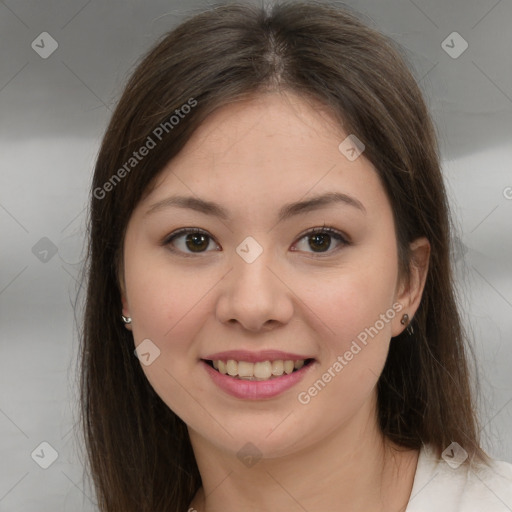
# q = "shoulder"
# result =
<box><xmin>406</xmin><ymin>444</ymin><xmax>512</xmax><ymax>512</ymax></box>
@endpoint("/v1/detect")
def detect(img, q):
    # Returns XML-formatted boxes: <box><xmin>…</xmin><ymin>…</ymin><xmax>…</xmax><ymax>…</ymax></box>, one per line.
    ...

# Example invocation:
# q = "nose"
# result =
<box><xmin>215</xmin><ymin>249</ymin><xmax>294</xmax><ymax>333</ymax></box>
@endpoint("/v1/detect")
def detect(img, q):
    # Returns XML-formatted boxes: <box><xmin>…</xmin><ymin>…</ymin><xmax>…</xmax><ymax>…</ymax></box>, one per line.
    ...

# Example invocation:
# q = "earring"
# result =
<box><xmin>121</xmin><ymin>314</ymin><xmax>132</xmax><ymax>324</ymax></box>
<box><xmin>400</xmin><ymin>313</ymin><xmax>414</xmax><ymax>335</ymax></box>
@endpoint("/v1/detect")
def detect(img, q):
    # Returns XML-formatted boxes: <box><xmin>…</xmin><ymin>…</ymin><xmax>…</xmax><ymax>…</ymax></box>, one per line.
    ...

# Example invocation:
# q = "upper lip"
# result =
<box><xmin>202</xmin><ymin>350</ymin><xmax>314</xmax><ymax>363</ymax></box>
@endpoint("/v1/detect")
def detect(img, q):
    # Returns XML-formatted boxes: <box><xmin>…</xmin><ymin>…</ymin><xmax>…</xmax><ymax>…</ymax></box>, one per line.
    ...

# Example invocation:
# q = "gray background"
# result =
<box><xmin>0</xmin><ymin>0</ymin><xmax>511</xmax><ymax>510</ymax></box>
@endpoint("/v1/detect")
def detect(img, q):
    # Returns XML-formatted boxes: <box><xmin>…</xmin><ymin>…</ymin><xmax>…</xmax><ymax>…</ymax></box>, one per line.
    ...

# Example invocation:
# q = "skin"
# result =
<box><xmin>120</xmin><ymin>91</ymin><xmax>430</xmax><ymax>512</ymax></box>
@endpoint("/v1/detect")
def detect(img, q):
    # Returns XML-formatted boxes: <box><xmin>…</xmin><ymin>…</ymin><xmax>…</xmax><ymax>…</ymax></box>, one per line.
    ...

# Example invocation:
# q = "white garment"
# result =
<box><xmin>406</xmin><ymin>444</ymin><xmax>512</xmax><ymax>511</ymax></box>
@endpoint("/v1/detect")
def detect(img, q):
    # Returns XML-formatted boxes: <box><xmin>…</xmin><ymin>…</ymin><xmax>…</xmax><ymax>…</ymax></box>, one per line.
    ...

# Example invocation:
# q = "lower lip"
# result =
<box><xmin>202</xmin><ymin>360</ymin><xmax>316</xmax><ymax>400</ymax></box>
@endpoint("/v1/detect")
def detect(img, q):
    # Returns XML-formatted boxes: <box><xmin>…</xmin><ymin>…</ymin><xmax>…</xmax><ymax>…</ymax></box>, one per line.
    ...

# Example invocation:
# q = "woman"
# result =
<box><xmin>80</xmin><ymin>2</ymin><xmax>512</xmax><ymax>511</ymax></box>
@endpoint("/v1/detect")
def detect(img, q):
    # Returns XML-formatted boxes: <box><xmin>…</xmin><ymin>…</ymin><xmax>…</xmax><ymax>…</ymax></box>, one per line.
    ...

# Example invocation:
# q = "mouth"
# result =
<box><xmin>202</xmin><ymin>358</ymin><xmax>315</xmax><ymax>381</ymax></box>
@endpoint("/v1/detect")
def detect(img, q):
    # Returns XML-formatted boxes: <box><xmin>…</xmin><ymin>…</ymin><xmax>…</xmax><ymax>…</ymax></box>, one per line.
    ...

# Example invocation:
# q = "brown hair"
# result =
<box><xmin>80</xmin><ymin>1</ymin><xmax>487</xmax><ymax>510</ymax></box>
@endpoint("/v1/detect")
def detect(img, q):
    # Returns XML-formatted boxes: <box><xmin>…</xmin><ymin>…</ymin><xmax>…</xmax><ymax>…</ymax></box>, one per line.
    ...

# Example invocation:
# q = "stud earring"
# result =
<box><xmin>400</xmin><ymin>313</ymin><xmax>414</xmax><ymax>335</ymax></box>
<box><xmin>121</xmin><ymin>314</ymin><xmax>132</xmax><ymax>324</ymax></box>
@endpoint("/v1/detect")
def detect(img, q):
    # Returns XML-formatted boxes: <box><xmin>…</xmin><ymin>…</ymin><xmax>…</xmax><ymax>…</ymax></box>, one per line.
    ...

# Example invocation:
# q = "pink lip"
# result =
<box><xmin>203</xmin><ymin>350</ymin><xmax>313</xmax><ymax>363</ymax></box>
<box><xmin>202</xmin><ymin>359</ymin><xmax>317</xmax><ymax>400</ymax></box>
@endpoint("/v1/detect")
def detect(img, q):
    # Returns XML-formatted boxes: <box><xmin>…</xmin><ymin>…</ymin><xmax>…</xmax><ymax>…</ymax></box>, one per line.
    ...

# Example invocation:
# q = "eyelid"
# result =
<box><xmin>162</xmin><ymin>225</ymin><xmax>350</xmax><ymax>256</ymax></box>
<box><xmin>162</xmin><ymin>227</ymin><xmax>212</xmax><ymax>244</ymax></box>
<box><xmin>292</xmin><ymin>226</ymin><xmax>350</xmax><ymax>254</ymax></box>
<box><xmin>162</xmin><ymin>227</ymin><xmax>220</xmax><ymax>257</ymax></box>
<box><xmin>296</xmin><ymin>225</ymin><xmax>349</xmax><ymax>242</ymax></box>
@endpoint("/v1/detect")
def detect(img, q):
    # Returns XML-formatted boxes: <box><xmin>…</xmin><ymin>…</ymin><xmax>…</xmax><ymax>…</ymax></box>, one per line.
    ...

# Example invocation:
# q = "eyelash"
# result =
<box><xmin>162</xmin><ymin>225</ymin><xmax>350</xmax><ymax>257</ymax></box>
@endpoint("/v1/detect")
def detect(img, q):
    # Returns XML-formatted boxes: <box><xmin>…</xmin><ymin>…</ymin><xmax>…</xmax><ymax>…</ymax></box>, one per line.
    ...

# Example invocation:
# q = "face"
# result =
<box><xmin>120</xmin><ymin>92</ymin><xmax>423</xmax><ymax>459</ymax></box>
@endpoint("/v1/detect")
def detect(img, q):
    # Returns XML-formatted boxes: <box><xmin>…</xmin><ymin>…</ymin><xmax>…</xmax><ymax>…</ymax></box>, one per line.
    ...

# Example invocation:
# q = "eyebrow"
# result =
<box><xmin>145</xmin><ymin>191</ymin><xmax>366</xmax><ymax>221</ymax></box>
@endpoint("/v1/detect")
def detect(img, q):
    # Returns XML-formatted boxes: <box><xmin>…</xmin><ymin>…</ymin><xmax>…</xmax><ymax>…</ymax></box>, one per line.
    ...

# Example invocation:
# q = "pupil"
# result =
<box><xmin>186</xmin><ymin>233</ymin><xmax>208</xmax><ymax>252</ymax></box>
<box><xmin>309</xmin><ymin>233</ymin><xmax>330</xmax><ymax>252</ymax></box>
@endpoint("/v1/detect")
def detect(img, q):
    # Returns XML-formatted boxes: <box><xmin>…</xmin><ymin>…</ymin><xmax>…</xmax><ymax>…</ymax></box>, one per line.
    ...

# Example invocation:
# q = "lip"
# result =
<box><xmin>202</xmin><ymin>358</ymin><xmax>317</xmax><ymax>400</ymax></box>
<box><xmin>202</xmin><ymin>350</ymin><xmax>313</xmax><ymax>363</ymax></box>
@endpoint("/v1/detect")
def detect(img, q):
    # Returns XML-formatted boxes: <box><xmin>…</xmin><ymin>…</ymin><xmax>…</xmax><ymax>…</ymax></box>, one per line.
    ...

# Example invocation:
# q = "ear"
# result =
<box><xmin>392</xmin><ymin>237</ymin><xmax>430</xmax><ymax>337</ymax></box>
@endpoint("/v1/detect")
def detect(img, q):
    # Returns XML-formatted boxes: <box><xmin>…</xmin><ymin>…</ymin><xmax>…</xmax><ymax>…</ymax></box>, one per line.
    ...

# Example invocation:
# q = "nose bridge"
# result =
<box><xmin>235</xmin><ymin>249</ymin><xmax>273</xmax><ymax>293</ymax></box>
<box><xmin>216</xmin><ymin>239</ymin><xmax>293</xmax><ymax>330</ymax></box>
<box><xmin>232</xmin><ymin>241</ymin><xmax>278</xmax><ymax>305</ymax></box>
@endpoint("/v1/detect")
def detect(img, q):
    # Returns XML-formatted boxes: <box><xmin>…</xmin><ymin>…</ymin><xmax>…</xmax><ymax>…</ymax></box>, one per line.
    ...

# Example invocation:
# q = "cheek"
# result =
<box><xmin>124</xmin><ymin>247</ymin><xmax>222</xmax><ymax>381</ymax></box>
<box><xmin>303</xmin><ymin>238</ymin><xmax>399</xmax><ymax>391</ymax></box>
<box><xmin>311</xmin><ymin>253</ymin><xmax>398</xmax><ymax>347</ymax></box>
<box><xmin>124</xmin><ymin>254</ymin><xmax>215</xmax><ymax>424</ymax></box>
<box><xmin>124</xmin><ymin>238</ymin><xmax>206</xmax><ymax>340</ymax></box>
<box><xmin>295</xmin><ymin>274</ymin><xmax>397</xmax><ymax>429</ymax></box>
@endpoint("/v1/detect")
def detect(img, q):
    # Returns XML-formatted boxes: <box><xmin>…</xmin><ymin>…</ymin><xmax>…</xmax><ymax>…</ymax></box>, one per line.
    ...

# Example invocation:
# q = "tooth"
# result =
<box><xmin>217</xmin><ymin>359</ymin><xmax>304</xmax><ymax>379</ymax></box>
<box><xmin>283</xmin><ymin>360</ymin><xmax>294</xmax><ymax>374</ymax></box>
<box><xmin>238</xmin><ymin>361</ymin><xmax>254</xmax><ymax>377</ymax></box>
<box><xmin>254</xmin><ymin>361</ymin><xmax>272</xmax><ymax>379</ymax></box>
<box><xmin>226</xmin><ymin>359</ymin><xmax>238</xmax><ymax>376</ymax></box>
<box><xmin>272</xmin><ymin>360</ymin><xmax>284</xmax><ymax>376</ymax></box>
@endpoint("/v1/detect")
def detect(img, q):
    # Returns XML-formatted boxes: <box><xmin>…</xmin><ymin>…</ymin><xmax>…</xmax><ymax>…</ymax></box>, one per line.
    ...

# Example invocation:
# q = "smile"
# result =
<box><xmin>202</xmin><ymin>358</ymin><xmax>316</xmax><ymax>400</ymax></box>
<box><xmin>205</xmin><ymin>358</ymin><xmax>314</xmax><ymax>380</ymax></box>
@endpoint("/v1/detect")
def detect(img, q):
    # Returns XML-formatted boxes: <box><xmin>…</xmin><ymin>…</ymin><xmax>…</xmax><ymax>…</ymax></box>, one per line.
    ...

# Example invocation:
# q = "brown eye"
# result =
<box><xmin>293</xmin><ymin>227</ymin><xmax>349</xmax><ymax>254</ymax></box>
<box><xmin>308</xmin><ymin>232</ymin><xmax>332</xmax><ymax>252</ymax></box>
<box><xmin>185</xmin><ymin>233</ymin><xmax>210</xmax><ymax>252</ymax></box>
<box><xmin>164</xmin><ymin>228</ymin><xmax>220</xmax><ymax>255</ymax></box>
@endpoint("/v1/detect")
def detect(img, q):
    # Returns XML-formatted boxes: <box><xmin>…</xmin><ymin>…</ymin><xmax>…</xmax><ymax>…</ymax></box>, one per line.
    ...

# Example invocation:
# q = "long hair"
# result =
<box><xmin>79</xmin><ymin>2</ymin><xmax>487</xmax><ymax>510</ymax></box>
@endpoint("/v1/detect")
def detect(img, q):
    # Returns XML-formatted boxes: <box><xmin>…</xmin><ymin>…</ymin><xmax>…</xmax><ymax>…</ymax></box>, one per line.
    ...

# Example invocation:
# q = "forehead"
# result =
<box><xmin>139</xmin><ymin>92</ymin><xmax>388</xmax><ymax>223</ymax></box>
<box><xmin>166</xmin><ymin>92</ymin><xmax>345</xmax><ymax>178</ymax></box>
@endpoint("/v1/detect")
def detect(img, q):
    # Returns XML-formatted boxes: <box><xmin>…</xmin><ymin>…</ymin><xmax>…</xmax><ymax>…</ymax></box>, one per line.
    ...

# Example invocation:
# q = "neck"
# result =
<box><xmin>188</xmin><ymin>396</ymin><xmax>419</xmax><ymax>512</ymax></box>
